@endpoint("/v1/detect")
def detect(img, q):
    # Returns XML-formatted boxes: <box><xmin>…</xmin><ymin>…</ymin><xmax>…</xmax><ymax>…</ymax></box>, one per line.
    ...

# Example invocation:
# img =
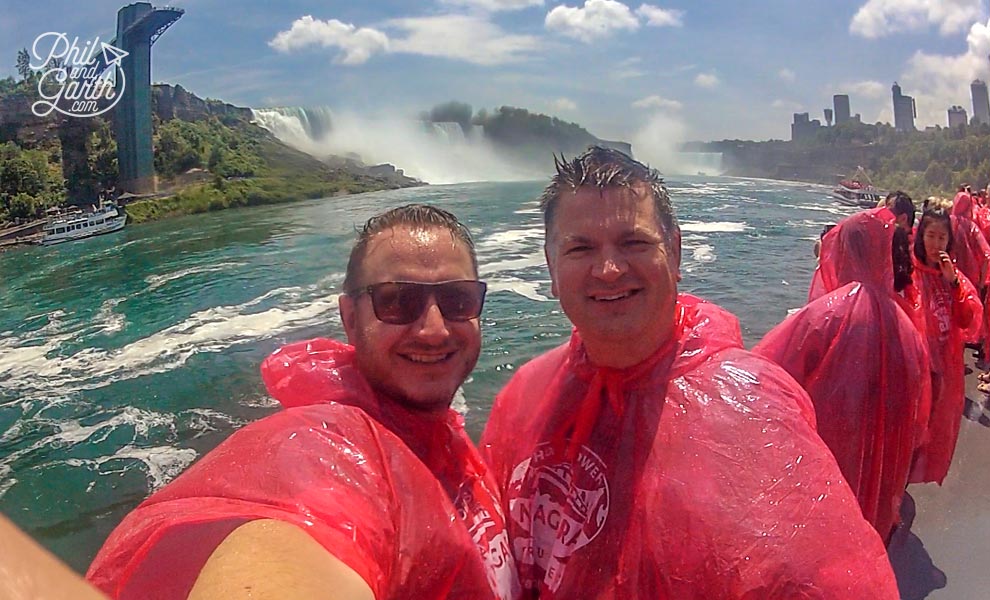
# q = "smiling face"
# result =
<box><xmin>339</xmin><ymin>225</ymin><xmax>481</xmax><ymax>414</ymax></box>
<box><xmin>545</xmin><ymin>184</ymin><xmax>680</xmax><ymax>369</ymax></box>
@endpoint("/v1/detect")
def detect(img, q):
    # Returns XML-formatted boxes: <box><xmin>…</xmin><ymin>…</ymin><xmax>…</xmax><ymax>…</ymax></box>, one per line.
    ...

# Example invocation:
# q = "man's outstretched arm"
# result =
<box><xmin>188</xmin><ymin>519</ymin><xmax>375</xmax><ymax>600</ymax></box>
<box><xmin>0</xmin><ymin>512</ymin><xmax>109</xmax><ymax>600</ymax></box>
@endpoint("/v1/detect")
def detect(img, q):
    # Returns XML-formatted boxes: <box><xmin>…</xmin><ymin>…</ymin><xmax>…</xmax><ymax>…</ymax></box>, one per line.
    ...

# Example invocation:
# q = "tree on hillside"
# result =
<box><xmin>428</xmin><ymin>101</ymin><xmax>473</xmax><ymax>133</ymax></box>
<box><xmin>924</xmin><ymin>161</ymin><xmax>952</xmax><ymax>190</ymax></box>
<box><xmin>16</xmin><ymin>48</ymin><xmax>31</xmax><ymax>82</ymax></box>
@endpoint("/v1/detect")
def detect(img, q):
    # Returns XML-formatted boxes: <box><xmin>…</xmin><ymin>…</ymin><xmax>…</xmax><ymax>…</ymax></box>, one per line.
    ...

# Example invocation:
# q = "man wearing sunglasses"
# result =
<box><xmin>88</xmin><ymin>205</ymin><xmax>519</xmax><ymax>600</ymax></box>
<box><xmin>480</xmin><ymin>147</ymin><xmax>900</xmax><ymax>598</ymax></box>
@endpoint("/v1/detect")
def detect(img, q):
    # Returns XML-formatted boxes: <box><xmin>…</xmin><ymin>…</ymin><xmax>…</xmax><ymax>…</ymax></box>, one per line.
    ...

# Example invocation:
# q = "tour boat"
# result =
<box><xmin>830</xmin><ymin>168</ymin><xmax>884</xmax><ymax>208</ymax></box>
<box><xmin>41</xmin><ymin>201</ymin><xmax>127</xmax><ymax>246</ymax></box>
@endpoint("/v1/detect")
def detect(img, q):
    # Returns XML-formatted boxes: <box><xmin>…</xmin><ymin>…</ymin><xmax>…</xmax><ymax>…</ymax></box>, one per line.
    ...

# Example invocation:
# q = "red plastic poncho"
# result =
<box><xmin>88</xmin><ymin>339</ymin><xmax>519</xmax><ymax>600</ymax></box>
<box><xmin>953</xmin><ymin>191</ymin><xmax>974</xmax><ymax>220</ymax></box>
<box><xmin>753</xmin><ymin>209</ymin><xmax>932</xmax><ymax>541</ymax></box>
<box><xmin>910</xmin><ymin>261</ymin><xmax>982</xmax><ymax>485</ymax></box>
<box><xmin>481</xmin><ymin>294</ymin><xmax>898</xmax><ymax>599</ymax></box>
<box><xmin>950</xmin><ymin>215</ymin><xmax>990</xmax><ymax>289</ymax></box>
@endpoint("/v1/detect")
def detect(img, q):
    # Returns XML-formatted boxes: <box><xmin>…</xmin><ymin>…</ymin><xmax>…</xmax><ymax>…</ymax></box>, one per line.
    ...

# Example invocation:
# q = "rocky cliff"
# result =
<box><xmin>152</xmin><ymin>84</ymin><xmax>253</xmax><ymax>123</ymax></box>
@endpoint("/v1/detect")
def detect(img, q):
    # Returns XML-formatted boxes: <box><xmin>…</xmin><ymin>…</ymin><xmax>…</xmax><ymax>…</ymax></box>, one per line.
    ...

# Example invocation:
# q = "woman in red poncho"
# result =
<box><xmin>910</xmin><ymin>199</ymin><xmax>983</xmax><ymax>485</ymax></box>
<box><xmin>949</xmin><ymin>214</ymin><xmax>990</xmax><ymax>356</ymax></box>
<box><xmin>754</xmin><ymin>207</ymin><xmax>931</xmax><ymax>542</ymax></box>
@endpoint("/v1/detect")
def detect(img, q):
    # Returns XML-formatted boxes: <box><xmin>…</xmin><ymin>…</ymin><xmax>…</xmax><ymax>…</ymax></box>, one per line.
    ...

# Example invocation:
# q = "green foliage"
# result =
<box><xmin>473</xmin><ymin>106</ymin><xmax>599</xmax><ymax>163</ymax></box>
<box><xmin>871</xmin><ymin>124</ymin><xmax>990</xmax><ymax>199</ymax></box>
<box><xmin>0</xmin><ymin>76</ymin><xmax>17</xmax><ymax>96</ymax></box>
<box><xmin>89</xmin><ymin>118</ymin><xmax>117</xmax><ymax>192</ymax></box>
<box><xmin>15</xmin><ymin>48</ymin><xmax>32</xmax><ymax>83</ymax></box>
<box><xmin>153</xmin><ymin>117</ymin><xmax>263</xmax><ymax>180</ymax></box>
<box><xmin>0</xmin><ymin>141</ymin><xmax>63</xmax><ymax>222</ymax></box>
<box><xmin>426</xmin><ymin>101</ymin><xmax>474</xmax><ymax>132</ymax></box>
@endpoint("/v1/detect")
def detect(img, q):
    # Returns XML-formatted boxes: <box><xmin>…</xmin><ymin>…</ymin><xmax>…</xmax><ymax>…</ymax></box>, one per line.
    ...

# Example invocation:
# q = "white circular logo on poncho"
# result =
<box><xmin>506</xmin><ymin>442</ymin><xmax>609</xmax><ymax>590</ymax></box>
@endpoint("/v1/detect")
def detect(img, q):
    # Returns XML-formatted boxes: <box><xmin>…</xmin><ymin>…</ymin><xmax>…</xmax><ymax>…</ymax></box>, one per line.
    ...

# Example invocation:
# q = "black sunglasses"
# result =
<box><xmin>350</xmin><ymin>280</ymin><xmax>487</xmax><ymax>325</ymax></box>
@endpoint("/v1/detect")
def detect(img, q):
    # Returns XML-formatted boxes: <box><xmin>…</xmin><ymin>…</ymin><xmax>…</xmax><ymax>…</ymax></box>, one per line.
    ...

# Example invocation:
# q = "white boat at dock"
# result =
<box><xmin>40</xmin><ymin>202</ymin><xmax>127</xmax><ymax>246</ymax></box>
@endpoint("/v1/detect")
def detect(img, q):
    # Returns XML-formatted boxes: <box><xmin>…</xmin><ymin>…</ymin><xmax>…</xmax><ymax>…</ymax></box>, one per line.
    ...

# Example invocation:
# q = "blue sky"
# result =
<box><xmin>2</xmin><ymin>0</ymin><xmax>990</xmax><ymax>145</ymax></box>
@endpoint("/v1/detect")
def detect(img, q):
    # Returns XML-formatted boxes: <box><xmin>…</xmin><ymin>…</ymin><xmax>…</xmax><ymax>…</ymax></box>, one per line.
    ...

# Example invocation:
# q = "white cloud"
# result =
<box><xmin>388</xmin><ymin>15</ymin><xmax>542</xmax><ymax>65</ymax></box>
<box><xmin>269</xmin><ymin>16</ymin><xmax>389</xmax><ymax>65</ymax></box>
<box><xmin>613</xmin><ymin>56</ymin><xmax>645</xmax><ymax>79</ymax></box>
<box><xmin>771</xmin><ymin>99</ymin><xmax>801</xmax><ymax>110</ymax></box>
<box><xmin>897</xmin><ymin>19</ymin><xmax>990</xmax><ymax>127</ymax></box>
<box><xmin>632</xmin><ymin>94</ymin><xmax>682</xmax><ymax>111</ymax></box>
<box><xmin>270</xmin><ymin>14</ymin><xmax>541</xmax><ymax>66</ymax></box>
<box><xmin>440</xmin><ymin>0</ymin><xmax>544</xmax><ymax>9</ymax></box>
<box><xmin>778</xmin><ymin>68</ymin><xmax>795</xmax><ymax>82</ymax></box>
<box><xmin>550</xmin><ymin>97</ymin><xmax>578</xmax><ymax>111</ymax></box>
<box><xmin>615</xmin><ymin>68</ymin><xmax>646</xmax><ymax>79</ymax></box>
<box><xmin>850</xmin><ymin>0</ymin><xmax>981</xmax><ymax>38</ymax></box>
<box><xmin>843</xmin><ymin>80</ymin><xmax>887</xmax><ymax>99</ymax></box>
<box><xmin>545</xmin><ymin>0</ymin><xmax>640</xmax><ymax>42</ymax></box>
<box><xmin>635</xmin><ymin>4</ymin><xmax>684</xmax><ymax>27</ymax></box>
<box><xmin>694</xmin><ymin>72</ymin><xmax>719</xmax><ymax>88</ymax></box>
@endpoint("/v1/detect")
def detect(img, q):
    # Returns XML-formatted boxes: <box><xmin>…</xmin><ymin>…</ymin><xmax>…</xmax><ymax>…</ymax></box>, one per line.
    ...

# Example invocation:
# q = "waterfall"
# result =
<box><xmin>251</xmin><ymin>106</ymin><xmax>335</xmax><ymax>150</ymax></box>
<box><xmin>250</xmin><ymin>108</ymin><xmax>543</xmax><ymax>184</ymax></box>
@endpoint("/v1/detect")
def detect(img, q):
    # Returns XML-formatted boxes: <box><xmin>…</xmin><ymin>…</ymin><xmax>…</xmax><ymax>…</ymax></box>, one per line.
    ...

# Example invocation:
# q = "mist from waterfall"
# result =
<box><xmin>630</xmin><ymin>113</ymin><xmax>723</xmax><ymax>176</ymax></box>
<box><xmin>251</xmin><ymin>107</ymin><xmax>543</xmax><ymax>184</ymax></box>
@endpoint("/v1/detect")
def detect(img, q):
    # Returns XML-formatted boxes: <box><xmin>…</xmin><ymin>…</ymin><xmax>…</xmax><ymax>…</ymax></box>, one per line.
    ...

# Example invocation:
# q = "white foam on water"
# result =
<box><xmin>49</xmin><ymin>407</ymin><xmax>177</xmax><ymax>448</ymax></box>
<box><xmin>0</xmin><ymin>285</ymin><xmax>337</xmax><ymax>400</ymax></box>
<box><xmin>680</xmin><ymin>221</ymin><xmax>748</xmax><ymax>233</ymax></box>
<box><xmin>144</xmin><ymin>262</ymin><xmax>245</xmax><ymax>292</ymax></box>
<box><xmin>796</xmin><ymin>219</ymin><xmax>835</xmax><ymax>228</ymax></box>
<box><xmin>241</xmin><ymin>394</ymin><xmax>280</xmax><ymax>409</ymax></box>
<box><xmin>38</xmin><ymin>309</ymin><xmax>67</xmax><ymax>335</ymax></box>
<box><xmin>479</xmin><ymin>255</ymin><xmax>546</xmax><ymax>276</ymax></box>
<box><xmin>111</xmin><ymin>445</ymin><xmax>199</xmax><ymax>490</ymax></box>
<box><xmin>487</xmin><ymin>279</ymin><xmax>552</xmax><ymax>302</ymax></box>
<box><xmin>94</xmin><ymin>297</ymin><xmax>127</xmax><ymax>335</ymax></box>
<box><xmin>452</xmin><ymin>387</ymin><xmax>469</xmax><ymax>416</ymax></box>
<box><xmin>778</xmin><ymin>203</ymin><xmax>853</xmax><ymax>216</ymax></box>
<box><xmin>513</xmin><ymin>206</ymin><xmax>542</xmax><ymax>215</ymax></box>
<box><xmin>183</xmin><ymin>408</ymin><xmax>246</xmax><ymax>437</ymax></box>
<box><xmin>476</xmin><ymin>227</ymin><xmax>544</xmax><ymax>254</ymax></box>
<box><xmin>0</xmin><ymin>406</ymin><xmax>184</xmax><ymax>498</ymax></box>
<box><xmin>0</xmin><ymin>464</ymin><xmax>14</xmax><ymax>500</ymax></box>
<box><xmin>66</xmin><ymin>444</ymin><xmax>199</xmax><ymax>492</ymax></box>
<box><xmin>689</xmin><ymin>244</ymin><xmax>717</xmax><ymax>263</ymax></box>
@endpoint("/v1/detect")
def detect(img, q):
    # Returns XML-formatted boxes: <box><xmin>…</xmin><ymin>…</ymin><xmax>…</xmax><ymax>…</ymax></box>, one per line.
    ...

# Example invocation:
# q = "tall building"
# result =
<box><xmin>948</xmin><ymin>105</ymin><xmax>968</xmax><ymax>128</ymax></box>
<box><xmin>791</xmin><ymin>112</ymin><xmax>822</xmax><ymax>141</ymax></box>
<box><xmin>892</xmin><ymin>82</ymin><xmax>916</xmax><ymax>132</ymax></box>
<box><xmin>824</xmin><ymin>108</ymin><xmax>833</xmax><ymax>127</ymax></box>
<box><xmin>972</xmin><ymin>79</ymin><xmax>990</xmax><ymax>124</ymax></box>
<box><xmin>833</xmin><ymin>95</ymin><xmax>851</xmax><ymax>124</ymax></box>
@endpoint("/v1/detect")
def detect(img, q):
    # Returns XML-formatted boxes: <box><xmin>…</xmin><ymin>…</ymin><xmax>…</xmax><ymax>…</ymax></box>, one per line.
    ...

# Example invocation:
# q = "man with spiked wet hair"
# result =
<box><xmin>88</xmin><ymin>204</ymin><xmax>519</xmax><ymax>600</ymax></box>
<box><xmin>481</xmin><ymin>146</ymin><xmax>899</xmax><ymax>598</ymax></box>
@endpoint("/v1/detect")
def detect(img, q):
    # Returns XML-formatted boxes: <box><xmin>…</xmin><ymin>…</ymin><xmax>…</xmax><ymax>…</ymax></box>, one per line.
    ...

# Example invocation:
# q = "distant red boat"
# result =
<box><xmin>831</xmin><ymin>168</ymin><xmax>884</xmax><ymax>208</ymax></box>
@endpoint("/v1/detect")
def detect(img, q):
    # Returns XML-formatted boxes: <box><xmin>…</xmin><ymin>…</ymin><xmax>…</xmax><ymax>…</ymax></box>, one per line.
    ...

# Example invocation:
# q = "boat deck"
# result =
<box><xmin>888</xmin><ymin>348</ymin><xmax>990</xmax><ymax>599</ymax></box>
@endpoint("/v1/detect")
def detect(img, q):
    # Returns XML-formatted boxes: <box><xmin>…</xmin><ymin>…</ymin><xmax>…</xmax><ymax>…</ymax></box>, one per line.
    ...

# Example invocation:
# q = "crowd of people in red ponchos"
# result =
<box><xmin>766</xmin><ymin>184</ymin><xmax>989</xmax><ymax>548</ymax></box>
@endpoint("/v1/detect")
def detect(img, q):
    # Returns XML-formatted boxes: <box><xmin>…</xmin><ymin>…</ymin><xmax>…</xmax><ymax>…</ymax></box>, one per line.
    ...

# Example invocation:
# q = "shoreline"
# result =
<box><xmin>0</xmin><ymin>175</ymin><xmax>423</xmax><ymax>252</ymax></box>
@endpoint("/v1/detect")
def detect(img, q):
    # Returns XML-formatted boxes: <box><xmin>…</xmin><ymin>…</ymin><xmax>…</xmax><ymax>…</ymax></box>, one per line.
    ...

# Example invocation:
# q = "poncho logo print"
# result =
<box><xmin>454</xmin><ymin>481</ymin><xmax>520</xmax><ymax>599</ymax></box>
<box><xmin>507</xmin><ymin>442</ymin><xmax>609</xmax><ymax>592</ymax></box>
